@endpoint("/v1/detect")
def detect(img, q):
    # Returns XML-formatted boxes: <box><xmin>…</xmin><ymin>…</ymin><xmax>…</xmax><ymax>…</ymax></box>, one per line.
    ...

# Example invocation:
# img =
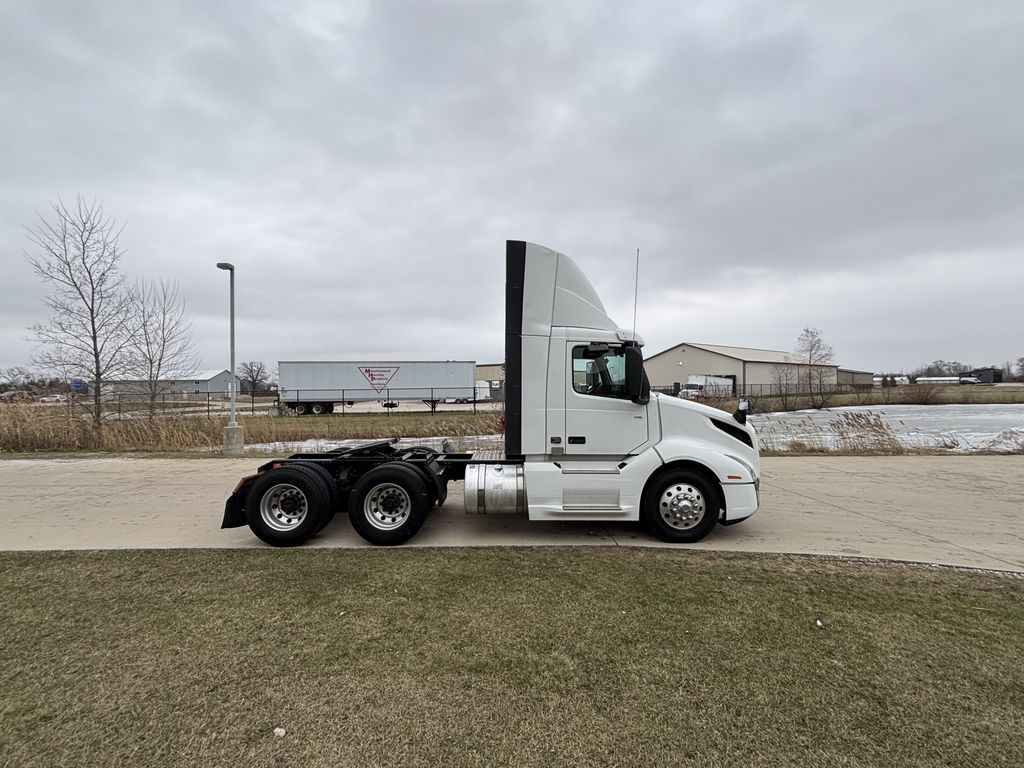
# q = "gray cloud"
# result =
<box><xmin>2</xmin><ymin>0</ymin><xmax>1022</xmax><ymax>375</ymax></box>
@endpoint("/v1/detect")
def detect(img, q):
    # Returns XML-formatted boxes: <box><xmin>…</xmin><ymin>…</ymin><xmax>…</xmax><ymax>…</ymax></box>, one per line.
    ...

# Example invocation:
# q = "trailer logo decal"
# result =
<box><xmin>359</xmin><ymin>366</ymin><xmax>400</xmax><ymax>392</ymax></box>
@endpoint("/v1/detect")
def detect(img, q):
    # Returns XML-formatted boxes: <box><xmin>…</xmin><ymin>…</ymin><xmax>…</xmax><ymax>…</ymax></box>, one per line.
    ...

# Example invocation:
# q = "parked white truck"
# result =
<box><xmin>679</xmin><ymin>375</ymin><xmax>734</xmax><ymax>399</ymax></box>
<box><xmin>223</xmin><ymin>241</ymin><xmax>760</xmax><ymax>546</ymax></box>
<box><xmin>278</xmin><ymin>360</ymin><xmax>476</xmax><ymax>414</ymax></box>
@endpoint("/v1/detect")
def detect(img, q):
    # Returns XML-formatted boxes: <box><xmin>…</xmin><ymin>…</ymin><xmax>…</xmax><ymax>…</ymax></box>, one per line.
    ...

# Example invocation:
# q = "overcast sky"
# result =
<box><xmin>2</xmin><ymin>0</ymin><xmax>1022</xmax><ymax>377</ymax></box>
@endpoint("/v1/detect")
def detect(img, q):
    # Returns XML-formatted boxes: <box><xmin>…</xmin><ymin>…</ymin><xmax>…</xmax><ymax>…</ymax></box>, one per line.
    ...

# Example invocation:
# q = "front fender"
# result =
<box><xmin>653</xmin><ymin>437</ymin><xmax>758</xmax><ymax>484</ymax></box>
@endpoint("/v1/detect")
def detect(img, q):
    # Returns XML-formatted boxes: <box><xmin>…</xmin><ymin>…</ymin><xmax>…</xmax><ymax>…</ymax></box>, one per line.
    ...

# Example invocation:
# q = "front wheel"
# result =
<box><xmin>643</xmin><ymin>470</ymin><xmax>721</xmax><ymax>543</ymax></box>
<box><xmin>348</xmin><ymin>463</ymin><xmax>431</xmax><ymax>545</ymax></box>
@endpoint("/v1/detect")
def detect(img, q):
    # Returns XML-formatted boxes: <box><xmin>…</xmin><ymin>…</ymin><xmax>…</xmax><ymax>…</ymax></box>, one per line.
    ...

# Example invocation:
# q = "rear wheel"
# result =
<box><xmin>290</xmin><ymin>461</ymin><xmax>341</xmax><ymax>532</ymax></box>
<box><xmin>293</xmin><ymin>402</ymin><xmax>308</xmax><ymax>416</ymax></box>
<box><xmin>643</xmin><ymin>470</ymin><xmax>721</xmax><ymax>543</ymax></box>
<box><xmin>244</xmin><ymin>464</ymin><xmax>328</xmax><ymax>546</ymax></box>
<box><xmin>311</xmin><ymin>402</ymin><xmax>327</xmax><ymax>416</ymax></box>
<box><xmin>348</xmin><ymin>463</ymin><xmax>431</xmax><ymax>545</ymax></box>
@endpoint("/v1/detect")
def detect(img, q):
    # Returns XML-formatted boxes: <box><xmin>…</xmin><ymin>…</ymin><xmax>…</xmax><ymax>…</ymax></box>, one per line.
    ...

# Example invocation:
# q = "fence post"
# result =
<box><xmin>118</xmin><ymin>395</ymin><xmax>122</xmax><ymax>420</ymax></box>
<box><xmin>207</xmin><ymin>393</ymin><xmax>211</xmax><ymax>417</ymax></box>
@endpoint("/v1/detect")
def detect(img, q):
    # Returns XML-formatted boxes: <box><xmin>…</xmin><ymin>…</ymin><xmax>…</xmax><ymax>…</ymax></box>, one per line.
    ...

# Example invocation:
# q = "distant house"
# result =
<box><xmin>968</xmin><ymin>367</ymin><xmax>1004</xmax><ymax>384</ymax></box>
<box><xmin>101</xmin><ymin>369</ymin><xmax>240</xmax><ymax>396</ymax></box>
<box><xmin>644</xmin><ymin>342</ymin><xmax>839</xmax><ymax>396</ymax></box>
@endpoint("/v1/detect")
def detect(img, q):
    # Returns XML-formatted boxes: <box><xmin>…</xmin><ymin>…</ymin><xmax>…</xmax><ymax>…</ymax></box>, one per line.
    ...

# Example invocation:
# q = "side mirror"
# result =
<box><xmin>625</xmin><ymin>346</ymin><xmax>650</xmax><ymax>405</ymax></box>
<box><xmin>734</xmin><ymin>399</ymin><xmax>750</xmax><ymax>425</ymax></box>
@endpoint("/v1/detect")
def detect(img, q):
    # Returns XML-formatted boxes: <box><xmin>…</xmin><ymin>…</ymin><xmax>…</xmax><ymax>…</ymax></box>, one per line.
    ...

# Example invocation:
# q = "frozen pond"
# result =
<box><xmin>751</xmin><ymin>404</ymin><xmax>1024</xmax><ymax>453</ymax></box>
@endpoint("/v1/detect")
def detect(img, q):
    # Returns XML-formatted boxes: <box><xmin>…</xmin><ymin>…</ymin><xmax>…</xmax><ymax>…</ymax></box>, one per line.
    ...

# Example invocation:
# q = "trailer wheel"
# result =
<box><xmin>311</xmin><ymin>402</ymin><xmax>327</xmax><ymax>415</ymax></box>
<box><xmin>293</xmin><ymin>403</ymin><xmax>308</xmax><ymax>416</ymax></box>
<box><xmin>244</xmin><ymin>464</ymin><xmax>328</xmax><ymax>546</ymax></box>
<box><xmin>348</xmin><ymin>463</ymin><xmax>430</xmax><ymax>545</ymax></box>
<box><xmin>643</xmin><ymin>470</ymin><xmax>721</xmax><ymax>544</ymax></box>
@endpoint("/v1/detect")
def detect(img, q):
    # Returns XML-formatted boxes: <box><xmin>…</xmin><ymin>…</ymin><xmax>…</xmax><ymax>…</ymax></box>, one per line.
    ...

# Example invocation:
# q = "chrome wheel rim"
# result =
<box><xmin>364</xmin><ymin>482</ymin><xmax>412</xmax><ymax>531</ymax></box>
<box><xmin>660</xmin><ymin>483</ymin><xmax>706</xmax><ymax>531</ymax></box>
<box><xmin>259</xmin><ymin>483</ymin><xmax>308</xmax><ymax>531</ymax></box>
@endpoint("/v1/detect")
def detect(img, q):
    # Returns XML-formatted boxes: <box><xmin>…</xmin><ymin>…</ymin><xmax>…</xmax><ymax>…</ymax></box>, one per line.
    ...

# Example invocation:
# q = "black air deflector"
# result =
<box><xmin>504</xmin><ymin>240</ymin><xmax>526</xmax><ymax>458</ymax></box>
<box><xmin>711</xmin><ymin>418</ymin><xmax>754</xmax><ymax>448</ymax></box>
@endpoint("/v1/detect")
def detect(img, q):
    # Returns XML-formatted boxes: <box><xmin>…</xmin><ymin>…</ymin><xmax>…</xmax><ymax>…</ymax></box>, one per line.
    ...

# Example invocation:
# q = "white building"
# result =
<box><xmin>101</xmin><ymin>369</ymin><xmax>239</xmax><ymax>396</ymax></box>
<box><xmin>644</xmin><ymin>342</ymin><xmax>839</xmax><ymax>396</ymax></box>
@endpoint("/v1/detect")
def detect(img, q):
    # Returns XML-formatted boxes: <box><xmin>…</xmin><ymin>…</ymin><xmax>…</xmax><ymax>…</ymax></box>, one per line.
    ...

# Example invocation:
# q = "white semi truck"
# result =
<box><xmin>222</xmin><ymin>241</ymin><xmax>760</xmax><ymax>546</ymax></box>
<box><xmin>278</xmin><ymin>360</ymin><xmax>476</xmax><ymax>415</ymax></box>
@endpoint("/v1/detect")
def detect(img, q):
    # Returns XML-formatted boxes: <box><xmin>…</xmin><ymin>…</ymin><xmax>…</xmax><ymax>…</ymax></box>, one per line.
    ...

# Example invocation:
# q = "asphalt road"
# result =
<box><xmin>1</xmin><ymin>456</ymin><xmax>1022</xmax><ymax>572</ymax></box>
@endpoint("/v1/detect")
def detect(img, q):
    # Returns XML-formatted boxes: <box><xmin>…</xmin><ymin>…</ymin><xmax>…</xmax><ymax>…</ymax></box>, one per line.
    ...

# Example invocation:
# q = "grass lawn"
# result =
<box><xmin>2</xmin><ymin>548</ymin><xmax>1022</xmax><ymax>767</ymax></box>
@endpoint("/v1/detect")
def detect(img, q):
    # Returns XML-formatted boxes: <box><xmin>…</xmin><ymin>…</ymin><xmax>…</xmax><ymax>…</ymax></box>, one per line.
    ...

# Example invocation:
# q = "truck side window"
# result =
<box><xmin>572</xmin><ymin>345</ymin><xmax>629</xmax><ymax>399</ymax></box>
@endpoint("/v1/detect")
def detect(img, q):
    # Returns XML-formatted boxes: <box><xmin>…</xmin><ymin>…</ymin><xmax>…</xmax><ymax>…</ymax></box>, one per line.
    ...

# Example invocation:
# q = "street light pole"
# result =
<box><xmin>217</xmin><ymin>262</ymin><xmax>243</xmax><ymax>454</ymax></box>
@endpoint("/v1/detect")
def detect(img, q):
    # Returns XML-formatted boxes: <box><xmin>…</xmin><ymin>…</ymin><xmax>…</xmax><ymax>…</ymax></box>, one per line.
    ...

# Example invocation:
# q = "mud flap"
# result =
<box><xmin>221</xmin><ymin>475</ymin><xmax>257</xmax><ymax>528</ymax></box>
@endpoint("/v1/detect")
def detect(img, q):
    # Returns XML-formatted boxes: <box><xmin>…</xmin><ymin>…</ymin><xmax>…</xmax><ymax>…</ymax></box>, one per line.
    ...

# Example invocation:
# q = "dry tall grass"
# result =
<box><xmin>830</xmin><ymin>411</ymin><xmax>905</xmax><ymax>453</ymax></box>
<box><xmin>0</xmin><ymin>404</ymin><xmax>502</xmax><ymax>453</ymax></box>
<box><xmin>755</xmin><ymin>411</ymin><xmax>907</xmax><ymax>454</ymax></box>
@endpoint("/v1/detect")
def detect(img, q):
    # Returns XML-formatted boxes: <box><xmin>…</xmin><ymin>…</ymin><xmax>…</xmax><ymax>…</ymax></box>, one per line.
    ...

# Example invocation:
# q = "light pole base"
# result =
<box><xmin>223</xmin><ymin>424</ymin><xmax>244</xmax><ymax>455</ymax></box>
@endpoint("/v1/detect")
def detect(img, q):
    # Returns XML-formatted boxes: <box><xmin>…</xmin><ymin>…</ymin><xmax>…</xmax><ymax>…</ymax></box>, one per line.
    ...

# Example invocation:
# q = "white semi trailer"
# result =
<box><xmin>278</xmin><ymin>360</ymin><xmax>476</xmax><ymax>415</ymax></box>
<box><xmin>223</xmin><ymin>241</ymin><xmax>760</xmax><ymax>546</ymax></box>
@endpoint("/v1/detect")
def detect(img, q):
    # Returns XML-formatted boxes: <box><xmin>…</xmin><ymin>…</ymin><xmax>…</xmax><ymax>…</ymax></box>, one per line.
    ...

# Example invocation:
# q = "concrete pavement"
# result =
<box><xmin>1</xmin><ymin>455</ymin><xmax>1022</xmax><ymax>571</ymax></box>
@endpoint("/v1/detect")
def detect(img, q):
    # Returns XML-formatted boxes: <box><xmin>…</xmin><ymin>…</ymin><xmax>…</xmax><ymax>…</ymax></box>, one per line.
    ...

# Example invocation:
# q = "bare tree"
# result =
<box><xmin>0</xmin><ymin>367</ymin><xmax>32</xmax><ymax>389</ymax></box>
<box><xmin>127</xmin><ymin>279</ymin><xmax>199</xmax><ymax>419</ymax></box>
<box><xmin>26</xmin><ymin>197</ymin><xmax>134</xmax><ymax>426</ymax></box>
<box><xmin>237</xmin><ymin>361</ymin><xmax>268</xmax><ymax>413</ymax></box>
<box><xmin>915</xmin><ymin>360</ymin><xmax>972</xmax><ymax>377</ymax></box>
<box><xmin>770</xmin><ymin>356</ymin><xmax>799</xmax><ymax>410</ymax></box>
<box><xmin>796</xmin><ymin>327</ymin><xmax>835</xmax><ymax>409</ymax></box>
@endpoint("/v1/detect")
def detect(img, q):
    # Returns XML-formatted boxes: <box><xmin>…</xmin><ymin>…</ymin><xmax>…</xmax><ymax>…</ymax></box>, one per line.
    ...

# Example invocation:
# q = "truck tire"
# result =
<box><xmin>643</xmin><ymin>470</ymin><xmax>721</xmax><ymax>544</ymax></box>
<box><xmin>311</xmin><ymin>402</ymin><xmax>327</xmax><ymax>415</ymax></box>
<box><xmin>244</xmin><ymin>464</ymin><xmax>329</xmax><ymax>546</ymax></box>
<box><xmin>398</xmin><ymin>446</ymin><xmax>442</xmax><ymax>508</ymax></box>
<box><xmin>293</xmin><ymin>403</ymin><xmax>308</xmax><ymax>416</ymax></box>
<box><xmin>348</xmin><ymin>463</ymin><xmax>431</xmax><ymax>545</ymax></box>
<box><xmin>290</xmin><ymin>461</ymin><xmax>341</xmax><ymax>533</ymax></box>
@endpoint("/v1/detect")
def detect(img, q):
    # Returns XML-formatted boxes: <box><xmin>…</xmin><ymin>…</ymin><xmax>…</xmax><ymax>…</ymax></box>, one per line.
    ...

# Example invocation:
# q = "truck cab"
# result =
<box><xmin>489</xmin><ymin>241</ymin><xmax>760</xmax><ymax>541</ymax></box>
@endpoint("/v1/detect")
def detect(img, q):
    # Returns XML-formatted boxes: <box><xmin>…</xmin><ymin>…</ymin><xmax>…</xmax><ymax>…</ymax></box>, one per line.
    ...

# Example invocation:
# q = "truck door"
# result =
<box><xmin>564</xmin><ymin>343</ymin><xmax>648</xmax><ymax>456</ymax></box>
